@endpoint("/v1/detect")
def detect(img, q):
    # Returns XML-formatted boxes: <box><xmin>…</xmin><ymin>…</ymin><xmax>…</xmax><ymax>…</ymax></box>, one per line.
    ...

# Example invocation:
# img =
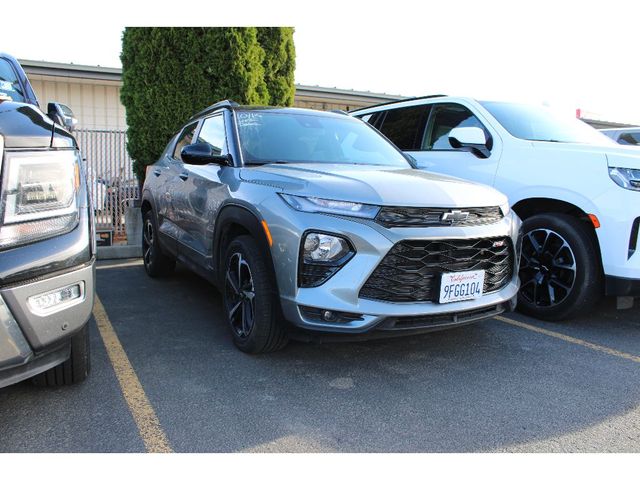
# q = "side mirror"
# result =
<box><xmin>181</xmin><ymin>143</ymin><xmax>231</xmax><ymax>166</ymax></box>
<box><xmin>47</xmin><ymin>102</ymin><xmax>78</xmax><ymax>132</ymax></box>
<box><xmin>448</xmin><ymin>126</ymin><xmax>490</xmax><ymax>158</ymax></box>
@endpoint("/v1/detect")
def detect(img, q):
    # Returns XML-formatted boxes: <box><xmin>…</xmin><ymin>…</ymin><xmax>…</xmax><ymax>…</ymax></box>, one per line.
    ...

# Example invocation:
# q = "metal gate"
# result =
<box><xmin>76</xmin><ymin>129</ymin><xmax>139</xmax><ymax>238</ymax></box>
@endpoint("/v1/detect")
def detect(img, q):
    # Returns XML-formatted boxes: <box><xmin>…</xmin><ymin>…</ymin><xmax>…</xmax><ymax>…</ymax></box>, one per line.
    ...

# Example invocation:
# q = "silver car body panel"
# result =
<box><xmin>143</xmin><ymin>107</ymin><xmax>520</xmax><ymax>336</ymax></box>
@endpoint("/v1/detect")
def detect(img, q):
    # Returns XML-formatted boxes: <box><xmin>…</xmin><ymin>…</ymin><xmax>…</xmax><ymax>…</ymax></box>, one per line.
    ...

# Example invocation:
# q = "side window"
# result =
<box><xmin>196</xmin><ymin>114</ymin><xmax>227</xmax><ymax>155</ymax></box>
<box><xmin>172</xmin><ymin>122</ymin><xmax>198</xmax><ymax>161</ymax></box>
<box><xmin>422</xmin><ymin>104</ymin><xmax>489</xmax><ymax>151</ymax></box>
<box><xmin>377</xmin><ymin>105</ymin><xmax>430</xmax><ymax>150</ymax></box>
<box><xmin>618</xmin><ymin>132</ymin><xmax>640</xmax><ymax>146</ymax></box>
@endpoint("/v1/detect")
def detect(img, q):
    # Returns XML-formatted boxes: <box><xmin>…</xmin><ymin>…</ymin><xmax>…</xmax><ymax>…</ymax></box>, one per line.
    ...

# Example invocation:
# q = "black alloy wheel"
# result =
<box><xmin>142</xmin><ymin>210</ymin><xmax>175</xmax><ymax>277</ymax></box>
<box><xmin>221</xmin><ymin>236</ymin><xmax>288</xmax><ymax>353</ymax></box>
<box><xmin>519</xmin><ymin>228</ymin><xmax>577</xmax><ymax>308</ymax></box>
<box><xmin>516</xmin><ymin>213</ymin><xmax>602</xmax><ymax>321</ymax></box>
<box><xmin>142</xmin><ymin>217</ymin><xmax>155</xmax><ymax>266</ymax></box>
<box><xmin>224</xmin><ymin>252</ymin><xmax>256</xmax><ymax>339</ymax></box>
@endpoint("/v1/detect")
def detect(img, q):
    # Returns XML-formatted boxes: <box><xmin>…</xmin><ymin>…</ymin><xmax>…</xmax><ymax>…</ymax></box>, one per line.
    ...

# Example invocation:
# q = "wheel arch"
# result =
<box><xmin>212</xmin><ymin>204</ymin><xmax>277</xmax><ymax>289</ymax></box>
<box><xmin>140</xmin><ymin>190</ymin><xmax>156</xmax><ymax>218</ymax></box>
<box><xmin>513</xmin><ymin>196</ymin><xmax>604</xmax><ymax>275</ymax></box>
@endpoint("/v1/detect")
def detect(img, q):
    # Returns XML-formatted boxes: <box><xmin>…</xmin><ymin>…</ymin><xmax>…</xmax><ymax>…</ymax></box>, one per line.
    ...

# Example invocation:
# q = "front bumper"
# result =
<box><xmin>0</xmin><ymin>261</ymin><xmax>95</xmax><ymax>388</ymax></box>
<box><xmin>592</xmin><ymin>186</ymin><xmax>640</xmax><ymax>285</ymax></box>
<box><xmin>259</xmin><ymin>195</ymin><xmax>521</xmax><ymax>335</ymax></box>
<box><xmin>0</xmin><ymin>204</ymin><xmax>95</xmax><ymax>388</ymax></box>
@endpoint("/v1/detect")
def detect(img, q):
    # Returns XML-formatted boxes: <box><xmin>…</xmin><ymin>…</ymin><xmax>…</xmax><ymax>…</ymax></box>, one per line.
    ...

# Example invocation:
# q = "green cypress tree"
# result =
<box><xmin>120</xmin><ymin>27</ymin><xmax>273</xmax><ymax>181</ymax></box>
<box><xmin>257</xmin><ymin>27</ymin><xmax>296</xmax><ymax>106</ymax></box>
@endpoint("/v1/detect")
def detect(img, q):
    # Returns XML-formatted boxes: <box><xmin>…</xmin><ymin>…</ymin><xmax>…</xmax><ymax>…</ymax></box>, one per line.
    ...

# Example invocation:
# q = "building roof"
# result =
<box><xmin>18</xmin><ymin>58</ymin><xmax>406</xmax><ymax>103</ymax></box>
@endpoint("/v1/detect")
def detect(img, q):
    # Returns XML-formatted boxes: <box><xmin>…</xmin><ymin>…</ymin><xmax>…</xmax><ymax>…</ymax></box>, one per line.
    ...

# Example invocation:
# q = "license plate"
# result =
<box><xmin>439</xmin><ymin>270</ymin><xmax>485</xmax><ymax>304</ymax></box>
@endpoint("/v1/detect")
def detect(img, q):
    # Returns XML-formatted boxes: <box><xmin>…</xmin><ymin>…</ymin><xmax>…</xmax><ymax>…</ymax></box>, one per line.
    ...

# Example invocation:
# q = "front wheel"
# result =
<box><xmin>222</xmin><ymin>236</ymin><xmax>288</xmax><ymax>353</ymax></box>
<box><xmin>517</xmin><ymin>213</ymin><xmax>602</xmax><ymax>321</ymax></box>
<box><xmin>33</xmin><ymin>323</ymin><xmax>90</xmax><ymax>386</ymax></box>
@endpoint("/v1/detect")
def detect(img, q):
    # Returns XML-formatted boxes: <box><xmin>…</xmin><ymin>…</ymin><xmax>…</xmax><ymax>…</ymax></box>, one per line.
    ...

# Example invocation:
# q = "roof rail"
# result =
<box><xmin>189</xmin><ymin>99</ymin><xmax>239</xmax><ymax>121</ymax></box>
<box><xmin>349</xmin><ymin>94</ymin><xmax>448</xmax><ymax>114</ymax></box>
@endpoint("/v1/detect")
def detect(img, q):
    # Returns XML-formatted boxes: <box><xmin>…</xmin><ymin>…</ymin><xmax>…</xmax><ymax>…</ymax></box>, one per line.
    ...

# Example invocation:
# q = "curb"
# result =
<box><xmin>97</xmin><ymin>245</ymin><xmax>142</xmax><ymax>260</ymax></box>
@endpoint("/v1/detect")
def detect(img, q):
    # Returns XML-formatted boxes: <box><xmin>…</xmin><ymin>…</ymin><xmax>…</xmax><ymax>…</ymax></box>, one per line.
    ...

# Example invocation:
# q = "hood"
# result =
<box><xmin>532</xmin><ymin>140</ymin><xmax>640</xmax><ymax>169</ymax></box>
<box><xmin>239</xmin><ymin>163</ymin><xmax>506</xmax><ymax>207</ymax></box>
<box><xmin>0</xmin><ymin>101</ymin><xmax>75</xmax><ymax>149</ymax></box>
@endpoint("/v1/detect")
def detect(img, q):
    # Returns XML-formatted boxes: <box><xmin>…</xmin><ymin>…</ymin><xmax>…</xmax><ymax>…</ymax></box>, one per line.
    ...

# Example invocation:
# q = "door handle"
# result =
<box><xmin>179</xmin><ymin>172</ymin><xmax>189</xmax><ymax>181</ymax></box>
<box><xmin>153</xmin><ymin>168</ymin><xmax>162</xmax><ymax>177</ymax></box>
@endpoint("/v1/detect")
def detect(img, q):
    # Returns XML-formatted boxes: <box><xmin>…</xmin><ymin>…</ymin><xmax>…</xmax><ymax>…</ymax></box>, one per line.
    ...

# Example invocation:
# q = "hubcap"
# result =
<box><xmin>224</xmin><ymin>252</ymin><xmax>255</xmax><ymax>338</ymax></box>
<box><xmin>519</xmin><ymin>228</ymin><xmax>576</xmax><ymax>307</ymax></box>
<box><xmin>143</xmin><ymin>219</ymin><xmax>154</xmax><ymax>266</ymax></box>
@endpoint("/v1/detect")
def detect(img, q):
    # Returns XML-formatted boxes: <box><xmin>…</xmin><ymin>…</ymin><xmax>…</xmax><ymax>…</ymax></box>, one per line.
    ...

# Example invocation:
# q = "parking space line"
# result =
<box><xmin>93</xmin><ymin>294</ymin><xmax>173</xmax><ymax>453</ymax></box>
<box><xmin>495</xmin><ymin>315</ymin><xmax>640</xmax><ymax>364</ymax></box>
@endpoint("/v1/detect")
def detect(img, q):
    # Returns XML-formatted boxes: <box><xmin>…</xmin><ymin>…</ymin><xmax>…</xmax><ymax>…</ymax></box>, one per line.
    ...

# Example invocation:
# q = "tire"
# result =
<box><xmin>517</xmin><ymin>213</ymin><xmax>602</xmax><ymax>321</ymax></box>
<box><xmin>142</xmin><ymin>209</ymin><xmax>175</xmax><ymax>277</ymax></box>
<box><xmin>33</xmin><ymin>323</ymin><xmax>90</xmax><ymax>387</ymax></box>
<box><xmin>222</xmin><ymin>235</ymin><xmax>288</xmax><ymax>353</ymax></box>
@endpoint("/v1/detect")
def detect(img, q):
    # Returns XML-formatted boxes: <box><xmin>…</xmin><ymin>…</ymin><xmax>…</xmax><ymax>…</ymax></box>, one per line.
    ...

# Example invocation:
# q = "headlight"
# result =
<box><xmin>0</xmin><ymin>149</ymin><xmax>80</xmax><ymax>249</ymax></box>
<box><xmin>299</xmin><ymin>231</ymin><xmax>355</xmax><ymax>287</ymax></box>
<box><xmin>609</xmin><ymin>167</ymin><xmax>640</xmax><ymax>191</ymax></box>
<box><xmin>279</xmin><ymin>193</ymin><xmax>380</xmax><ymax>219</ymax></box>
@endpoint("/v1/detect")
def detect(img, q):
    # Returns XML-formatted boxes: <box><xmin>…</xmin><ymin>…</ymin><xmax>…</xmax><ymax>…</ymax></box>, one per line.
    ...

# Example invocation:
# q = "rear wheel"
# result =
<box><xmin>33</xmin><ymin>323</ymin><xmax>90</xmax><ymax>387</ymax></box>
<box><xmin>222</xmin><ymin>235</ymin><xmax>288</xmax><ymax>353</ymax></box>
<box><xmin>517</xmin><ymin>213</ymin><xmax>602</xmax><ymax>321</ymax></box>
<box><xmin>142</xmin><ymin>210</ymin><xmax>175</xmax><ymax>277</ymax></box>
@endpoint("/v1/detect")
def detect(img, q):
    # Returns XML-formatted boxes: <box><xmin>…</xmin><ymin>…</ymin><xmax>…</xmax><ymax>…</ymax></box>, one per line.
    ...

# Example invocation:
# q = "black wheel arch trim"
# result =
<box><xmin>605</xmin><ymin>275</ymin><xmax>640</xmax><ymax>297</ymax></box>
<box><xmin>212</xmin><ymin>203</ymin><xmax>278</xmax><ymax>291</ymax></box>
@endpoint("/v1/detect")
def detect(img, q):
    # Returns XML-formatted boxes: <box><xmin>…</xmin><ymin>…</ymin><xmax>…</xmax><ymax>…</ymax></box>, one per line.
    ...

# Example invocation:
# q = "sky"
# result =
<box><xmin>2</xmin><ymin>0</ymin><xmax>639</xmax><ymax>124</ymax></box>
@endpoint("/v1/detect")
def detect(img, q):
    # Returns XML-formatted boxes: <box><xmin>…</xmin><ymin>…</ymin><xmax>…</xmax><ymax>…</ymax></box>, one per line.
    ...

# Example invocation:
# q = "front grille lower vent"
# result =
<box><xmin>360</xmin><ymin>237</ymin><xmax>513</xmax><ymax>303</ymax></box>
<box><xmin>375</xmin><ymin>206</ymin><xmax>503</xmax><ymax>228</ymax></box>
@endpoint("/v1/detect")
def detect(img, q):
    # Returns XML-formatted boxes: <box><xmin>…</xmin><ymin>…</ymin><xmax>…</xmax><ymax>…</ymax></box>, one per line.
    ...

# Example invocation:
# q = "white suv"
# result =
<box><xmin>352</xmin><ymin>96</ymin><xmax>640</xmax><ymax>321</ymax></box>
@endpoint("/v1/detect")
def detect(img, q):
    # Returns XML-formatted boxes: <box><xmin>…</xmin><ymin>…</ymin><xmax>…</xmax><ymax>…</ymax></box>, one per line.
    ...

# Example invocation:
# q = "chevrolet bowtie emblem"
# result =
<box><xmin>441</xmin><ymin>210</ymin><xmax>470</xmax><ymax>224</ymax></box>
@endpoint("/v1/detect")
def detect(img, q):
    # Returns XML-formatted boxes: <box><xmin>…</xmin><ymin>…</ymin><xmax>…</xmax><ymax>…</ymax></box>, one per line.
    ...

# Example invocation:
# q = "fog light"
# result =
<box><xmin>322</xmin><ymin>310</ymin><xmax>335</xmax><ymax>322</ymax></box>
<box><xmin>303</xmin><ymin>232</ymin><xmax>350</xmax><ymax>262</ymax></box>
<box><xmin>28</xmin><ymin>282</ymin><xmax>84</xmax><ymax>315</ymax></box>
<box><xmin>299</xmin><ymin>306</ymin><xmax>364</xmax><ymax>324</ymax></box>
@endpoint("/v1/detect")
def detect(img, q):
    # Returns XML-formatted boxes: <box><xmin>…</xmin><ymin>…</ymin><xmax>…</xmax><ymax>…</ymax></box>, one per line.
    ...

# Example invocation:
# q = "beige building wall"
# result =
<box><xmin>27</xmin><ymin>74</ymin><xmax>127</xmax><ymax>131</ymax></box>
<box><xmin>21</xmin><ymin>59</ymin><xmax>404</xmax><ymax>132</ymax></box>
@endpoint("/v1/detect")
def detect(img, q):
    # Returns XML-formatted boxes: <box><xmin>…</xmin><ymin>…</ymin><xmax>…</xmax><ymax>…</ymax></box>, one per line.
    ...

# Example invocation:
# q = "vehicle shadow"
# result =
<box><xmin>119</xmin><ymin>263</ymin><xmax>640</xmax><ymax>452</ymax></box>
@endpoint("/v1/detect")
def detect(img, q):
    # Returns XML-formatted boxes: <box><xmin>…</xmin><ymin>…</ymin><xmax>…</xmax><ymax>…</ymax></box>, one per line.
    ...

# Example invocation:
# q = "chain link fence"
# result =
<box><xmin>76</xmin><ymin>129</ymin><xmax>139</xmax><ymax>238</ymax></box>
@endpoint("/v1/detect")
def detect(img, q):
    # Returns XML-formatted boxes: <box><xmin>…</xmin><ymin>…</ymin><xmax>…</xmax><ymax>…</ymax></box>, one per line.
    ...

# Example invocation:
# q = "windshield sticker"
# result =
<box><xmin>237</xmin><ymin>112</ymin><xmax>263</xmax><ymax>127</ymax></box>
<box><xmin>0</xmin><ymin>80</ymin><xmax>14</xmax><ymax>92</ymax></box>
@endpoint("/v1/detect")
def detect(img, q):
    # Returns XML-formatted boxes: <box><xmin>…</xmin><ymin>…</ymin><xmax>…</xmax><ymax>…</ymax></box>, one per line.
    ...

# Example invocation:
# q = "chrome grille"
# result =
<box><xmin>375</xmin><ymin>206</ymin><xmax>503</xmax><ymax>228</ymax></box>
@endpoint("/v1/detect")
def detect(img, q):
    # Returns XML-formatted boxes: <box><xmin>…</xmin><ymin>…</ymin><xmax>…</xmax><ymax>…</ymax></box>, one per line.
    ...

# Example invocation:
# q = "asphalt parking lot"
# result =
<box><xmin>1</xmin><ymin>258</ymin><xmax>639</xmax><ymax>453</ymax></box>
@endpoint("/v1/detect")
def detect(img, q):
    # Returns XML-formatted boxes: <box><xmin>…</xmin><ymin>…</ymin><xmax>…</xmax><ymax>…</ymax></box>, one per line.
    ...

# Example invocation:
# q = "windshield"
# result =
<box><xmin>481</xmin><ymin>101</ymin><xmax>614</xmax><ymax>145</ymax></box>
<box><xmin>0</xmin><ymin>58</ymin><xmax>26</xmax><ymax>103</ymax></box>
<box><xmin>235</xmin><ymin>110</ymin><xmax>410</xmax><ymax>167</ymax></box>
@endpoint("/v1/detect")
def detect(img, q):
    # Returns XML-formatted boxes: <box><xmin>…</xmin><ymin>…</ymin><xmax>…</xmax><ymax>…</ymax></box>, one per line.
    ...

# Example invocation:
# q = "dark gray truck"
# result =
<box><xmin>0</xmin><ymin>53</ymin><xmax>95</xmax><ymax>387</ymax></box>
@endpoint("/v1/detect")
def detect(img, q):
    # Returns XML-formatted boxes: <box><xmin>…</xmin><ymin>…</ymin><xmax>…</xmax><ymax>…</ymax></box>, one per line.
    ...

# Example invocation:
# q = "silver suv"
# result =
<box><xmin>141</xmin><ymin>101</ymin><xmax>521</xmax><ymax>353</ymax></box>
